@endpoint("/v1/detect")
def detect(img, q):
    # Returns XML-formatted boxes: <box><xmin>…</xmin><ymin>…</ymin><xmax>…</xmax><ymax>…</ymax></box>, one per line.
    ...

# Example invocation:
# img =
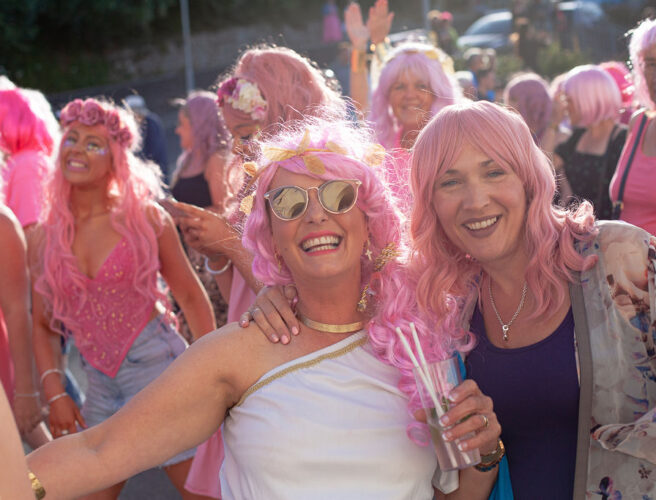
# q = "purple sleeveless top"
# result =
<box><xmin>465</xmin><ymin>306</ymin><xmax>579</xmax><ymax>499</ymax></box>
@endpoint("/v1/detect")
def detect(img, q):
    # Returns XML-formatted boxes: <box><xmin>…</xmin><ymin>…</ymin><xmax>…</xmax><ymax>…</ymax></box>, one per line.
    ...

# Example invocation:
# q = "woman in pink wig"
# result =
<box><xmin>411</xmin><ymin>101</ymin><xmax>655</xmax><ymax>498</ymax></box>
<box><xmin>31</xmin><ymin>98</ymin><xmax>215</xmax><ymax>499</ymax></box>
<box><xmin>173</xmin><ymin>45</ymin><xmax>347</xmax><ymax>498</ymax></box>
<box><xmin>345</xmin><ymin>0</ymin><xmax>460</xmax><ymax>211</ymax></box>
<box><xmin>610</xmin><ymin>18</ymin><xmax>656</xmax><ymax>235</ymax></box>
<box><xmin>502</xmin><ymin>72</ymin><xmax>552</xmax><ymax>145</ymax></box>
<box><xmin>552</xmin><ymin>65</ymin><xmax>627</xmax><ymax>219</ymax></box>
<box><xmin>27</xmin><ymin>116</ymin><xmax>501</xmax><ymax>499</ymax></box>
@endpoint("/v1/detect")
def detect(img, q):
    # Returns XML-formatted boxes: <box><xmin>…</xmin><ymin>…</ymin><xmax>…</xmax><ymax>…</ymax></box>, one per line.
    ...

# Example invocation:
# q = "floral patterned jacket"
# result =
<box><xmin>576</xmin><ymin>220</ymin><xmax>656</xmax><ymax>499</ymax></box>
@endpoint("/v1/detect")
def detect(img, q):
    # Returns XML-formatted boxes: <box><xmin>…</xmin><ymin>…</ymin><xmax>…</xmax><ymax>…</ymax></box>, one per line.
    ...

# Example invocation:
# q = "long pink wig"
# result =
<box><xmin>370</xmin><ymin>43</ymin><xmax>462</xmax><ymax>149</ymax></box>
<box><xmin>242</xmin><ymin>116</ymin><xmax>461</xmax><ymax>442</ymax></box>
<box><xmin>629</xmin><ymin>18</ymin><xmax>656</xmax><ymax>110</ymax></box>
<box><xmin>35</xmin><ymin>98</ymin><xmax>168</xmax><ymax>337</ymax></box>
<box><xmin>563</xmin><ymin>65</ymin><xmax>622</xmax><ymax>127</ymax></box>
<box><xmin>503</xmin><ymin>73</ymin><xmax>552</xmax><ymax>141</ymax></box>
<box><xmin>410</xmin><ymin>101</ymin><xmax>597</xmax><ymax>327</ymax></box>
<box><xmin>0</xmin><ymin>89</ymin><xmax>54</xmax><ymax>156</ymax></box>
<box><xmin>219</xmin><ymin>45</ymin><xmax>346</xmax><ymax>133</ymax></box>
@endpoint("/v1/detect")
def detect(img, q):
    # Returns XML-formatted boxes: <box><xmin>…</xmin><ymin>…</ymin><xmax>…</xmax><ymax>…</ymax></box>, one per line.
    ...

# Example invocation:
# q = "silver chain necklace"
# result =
<box><xmin>488</xmin><ymin>280</ymin><xmax>528</xmax><ymax>342</ymax></box>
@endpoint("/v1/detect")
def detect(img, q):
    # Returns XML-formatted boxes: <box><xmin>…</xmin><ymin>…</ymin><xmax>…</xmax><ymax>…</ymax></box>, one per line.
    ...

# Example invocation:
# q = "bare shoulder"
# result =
<box><xmin>0</xmin><ymin>206</ymin><xmax>21</xmax><ymax>235</ymax></box>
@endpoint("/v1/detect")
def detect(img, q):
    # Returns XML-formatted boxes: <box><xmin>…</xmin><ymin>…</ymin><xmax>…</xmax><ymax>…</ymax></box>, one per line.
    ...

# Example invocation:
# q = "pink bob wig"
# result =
<box><xmin>219</xmin><ymin>45</ymin><xmax>346</xmax><ymax>133</ymax></box>
<box><xmin>410</xmin><ymin>101</ymin><xmax>597</xmax><ymax>328</ymax></box>
<box><xmin>370</xmin><ymin>42</ymin><xmax>462</xmax><ymax>149</ymax></box>
<box><xmin>35</xmin><ymin>98</ymin><xmax>169</xmax><ymax>337</ymax></box>
<box><xmin>563</xmin><ymin>64</ymin><xmax>622</xmax><ymax>127</ymax></box>
<box><xmin>0</xmin><ymin>88</ymin><xmax>55</xmax><ymax>156</ymax></box>
<box><xmin>629</xmin><ymin>18</ymin><xmax>656</xmax><ymax>109</ymax></box>
<box><xmin>242</xmin><ymin>115</ymin><xmax>465</xmax><ymax>444</ymax></box>
<box><xmin>503</xmin><ymin>73</ymin><xmax>552</xmax><ymax>141</ymax></box>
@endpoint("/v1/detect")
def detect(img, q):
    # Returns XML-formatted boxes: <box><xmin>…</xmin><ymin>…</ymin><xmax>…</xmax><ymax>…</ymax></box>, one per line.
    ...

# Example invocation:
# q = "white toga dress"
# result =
<box><xmin>220</xmin><ymin>332</ymin><xmax>440</xmax><ymax>499</ymax></box>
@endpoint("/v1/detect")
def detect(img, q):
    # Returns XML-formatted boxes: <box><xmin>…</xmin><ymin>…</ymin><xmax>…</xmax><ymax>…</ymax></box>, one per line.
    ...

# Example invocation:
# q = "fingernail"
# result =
<box><xmin>292</xmin><ymin>326</ymin><xmax>299</xmax><ymax>335</ymax></box>
<box><xmin>272</xmin><ymin>335</ymin><xmax>279</xmax><ymax>343</ymax></box>
<box><xmin>281</xmin><ymin>335</ymin><xmax>289</xmax><ymax>344</ymax></box>
<box><xmin>442</xmin><ymin>431</ymin><xmax>452</xmax><ymax>441</ymax></box>
<box><xmin>239</xmin><ymin>319</ymin><xmax>247</xmax><ymax>326</ymax></box>
<box><xmin>440</xmin><ymin>415</ymin><xmax>449</xmax><ymax>426</ymax></box>
<box><xmin>457</xmin><ymin>441</ymin><xmax>467</xmax><ymax>451</ymax></box>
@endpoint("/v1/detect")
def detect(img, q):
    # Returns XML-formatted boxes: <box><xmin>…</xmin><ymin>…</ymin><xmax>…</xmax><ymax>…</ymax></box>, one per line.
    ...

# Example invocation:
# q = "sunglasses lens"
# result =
<box><xmin>270</xmin><ymin>186</ymin><xmax>307</xmax><ymax>220</ymax></box>
<box><xmin>321</xmin><ymin>181</ymin><xmax>357</xmax><ymax>213</ymax></box>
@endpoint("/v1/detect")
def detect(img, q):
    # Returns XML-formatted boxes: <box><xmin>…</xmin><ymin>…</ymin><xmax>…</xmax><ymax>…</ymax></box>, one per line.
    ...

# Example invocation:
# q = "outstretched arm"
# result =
<box><xmin>27</xmin><ymin>324</ymin><xmax>258</xmax><ymax>499</ymax></box>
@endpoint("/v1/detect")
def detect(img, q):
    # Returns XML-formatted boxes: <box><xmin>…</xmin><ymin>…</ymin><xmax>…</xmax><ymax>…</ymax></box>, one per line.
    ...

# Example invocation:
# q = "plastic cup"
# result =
<box><xmin>413</xmin><ymin>357</ymin><xmax>481</xmax><ymax>471</ymax></box>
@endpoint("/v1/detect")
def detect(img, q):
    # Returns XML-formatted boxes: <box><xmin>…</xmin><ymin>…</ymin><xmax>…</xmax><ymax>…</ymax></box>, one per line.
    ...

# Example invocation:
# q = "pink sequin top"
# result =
<box><xmin>65</xmin><ymin>238</ymin><xmax>155</xmax><ymax>377</ymax></box>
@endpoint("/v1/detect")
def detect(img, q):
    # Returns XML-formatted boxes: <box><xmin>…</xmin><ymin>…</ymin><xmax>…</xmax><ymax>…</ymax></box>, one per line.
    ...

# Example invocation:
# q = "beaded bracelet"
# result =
<box><xmin>46</xmin><ymin>392</ymin><xmax>70</xmax><ymax>406</ymax></box>
<box><xmin>39</xmin><ymin>368</ymin><xmax>65</xmax><ymax>385</ymax></box>
<box><xmin>28</xmin><ymin>470</ymin><xmax>46</xmax><ymax>499</ymax></box>
<box><xmin>204</xmin><ymin>256</ymin><xmax>232</xmax><ymax>276</ymax></box>
<box><xmin>474</xmin><ymin>438</ymin><xmax>505</xmax><ymax>472</ymax></box>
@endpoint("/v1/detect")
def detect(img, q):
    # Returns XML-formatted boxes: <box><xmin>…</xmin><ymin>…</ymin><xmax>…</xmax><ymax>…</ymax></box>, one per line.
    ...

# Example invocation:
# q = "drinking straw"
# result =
<box><xmin>395</xmin><ymin>326</ymin><xmax>440</xmax><ymax>408</ymax></box>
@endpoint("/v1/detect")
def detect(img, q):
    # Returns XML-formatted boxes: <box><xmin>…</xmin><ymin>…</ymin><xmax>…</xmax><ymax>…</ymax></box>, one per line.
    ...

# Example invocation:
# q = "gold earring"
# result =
<box><xmin>357</xmin><ymin>284</ymin><xmax>369</xmax><ymax>312</ymax></box>
<box><xmin>274</xmin><ymin>249</ymin><xmax>283</xmax><ymax>272</ymax></box>
<box><xmin>364</xmin><ymin>238</ymin><xmax>373</xmax><ymax>261</ymax></box>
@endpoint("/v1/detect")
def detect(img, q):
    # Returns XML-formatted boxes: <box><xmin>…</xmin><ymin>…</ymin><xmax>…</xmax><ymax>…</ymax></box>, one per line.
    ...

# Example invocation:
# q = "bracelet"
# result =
<box><xmin>474</xmin><ymin>438</ymin><xmax>505</xmax><ymax>472</ymax></box>
<box><xmin>15</xmin><ymin>391</ymin><xmax>40</xmax><ymax>398</ymax></box>
<box><xmin>46</xmin><ymin>392</ymin><xmax>70</xmax><ymax>406</ymax></box>
<box><xmin>39</xmin><ymin>368</ymin><xmax>65</xmax><ymax>385</ymax></box>
<box><xmin>28</xmin><ymin>470</ymin><xmax>46</xmax><ymax>500</ymax></box>
<box><xmin>351</xmin><ymin>49</ymin><xmax>368</xmax><ymax>74</ymax></box>
<box><xmin>204</xmin><ymin>256</ymin><xmax>232</xmax><ymax>275</ymax></box>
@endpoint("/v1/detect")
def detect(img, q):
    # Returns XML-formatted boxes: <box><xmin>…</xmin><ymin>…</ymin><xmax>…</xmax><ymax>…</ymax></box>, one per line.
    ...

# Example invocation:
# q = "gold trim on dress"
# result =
<box><xmin>235</xmin><ymin>334</ymin><xmax>368</xmax><ymax>407</ymax></box>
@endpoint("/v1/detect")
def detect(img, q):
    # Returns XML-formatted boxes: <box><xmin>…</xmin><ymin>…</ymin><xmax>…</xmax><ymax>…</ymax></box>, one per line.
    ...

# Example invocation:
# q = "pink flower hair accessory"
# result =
<box><xmin>60</xmin><ymin>98</ymin><xmax>134</xmax><ymax>148</ymax></box>
<box><xmin>217</xmin><ymin>77</ymin><xmax>268</xmax><ymax>121</ymax></box>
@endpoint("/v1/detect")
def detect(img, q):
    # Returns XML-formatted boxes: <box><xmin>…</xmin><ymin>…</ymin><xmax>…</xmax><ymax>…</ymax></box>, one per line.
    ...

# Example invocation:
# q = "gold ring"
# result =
<box><xmin>481</xmin><ymin>414</ymin><xmax>489</xmax><ymax>429</ymax></box>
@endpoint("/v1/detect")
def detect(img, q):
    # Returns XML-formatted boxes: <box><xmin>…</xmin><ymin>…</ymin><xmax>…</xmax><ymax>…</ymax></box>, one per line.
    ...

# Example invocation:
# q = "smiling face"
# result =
<box><xmin>388</xmin><ymin>70</ymin><xmax>435</xmax><ymax>134</ymax></box>
<box><xmin>267</xmin><ymin>168</ymin><xmax>367</xmax><ymax>285</ymax></box>
<box><xmin>59</xmin><ymin>123</ymin><xmax>113</xmax><ymax>188</ymax></box>
<box><xmin>432</xmin><ymin>141</ymin><xmax>527</xmax><ymax>270</ymax></box>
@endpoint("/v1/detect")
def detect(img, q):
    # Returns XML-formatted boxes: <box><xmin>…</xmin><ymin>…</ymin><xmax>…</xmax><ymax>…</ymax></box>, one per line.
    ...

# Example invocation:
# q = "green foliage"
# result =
<box><xmin>534</xmin><ymin>41</ymin><xmax>588</xmax><ymax>79</ymax></box>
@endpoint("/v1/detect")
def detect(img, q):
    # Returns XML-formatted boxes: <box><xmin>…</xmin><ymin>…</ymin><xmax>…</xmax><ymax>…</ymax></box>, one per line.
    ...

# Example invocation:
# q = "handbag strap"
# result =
<box><xmin>569</xmin><ymin>275</ymin><xmax>593</xmax><ymax>498</ymax></box>
<box><xmin>613</xmin><ymin>111</ymin><xmax>648</xmax><ymax>218</ymax></box>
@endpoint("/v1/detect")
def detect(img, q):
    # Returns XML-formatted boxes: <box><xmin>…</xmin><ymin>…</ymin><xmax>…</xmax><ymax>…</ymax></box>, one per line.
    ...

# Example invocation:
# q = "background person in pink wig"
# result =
<box><xmin>553</xmin><ymin>65</ymin><xmax>627</xmax><ymax>219</ymax></box>
<box><xmin>610</xmin><ymin>18</ymin><xmax>656</xmax><ymax>235</ymax></box>
<box><xmin>502</xmin><ymin>72</ymin><xmax>552</xmax><ymax>146</ymax></box>
<box><xmin>30</xmin><ymin>98</ymin><xmax>215</xmax><ymax>499</ymax></box>
<box><xmin>344</xmin><ymin>0</ymin><xmax>460</xmax><ymax>211</ymax></box>
<box><xmin>27</xmin><ymin>116</ymin><xmax>500</xmax><ymax>499</ymax></box>
<box><xmin>173</xmin><ymin>46</ymin><xmax>348</xmax><ymax>498</ymax></box>
<box><xmin>411</xmin><ymin>101</ymin><xmax>655</xmax><ymax>498</ymax></box>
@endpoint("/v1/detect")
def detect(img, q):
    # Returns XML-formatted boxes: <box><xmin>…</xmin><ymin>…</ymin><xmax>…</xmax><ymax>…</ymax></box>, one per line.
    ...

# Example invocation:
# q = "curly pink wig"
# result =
<box><xmin>503</xmin><ymin>73</ymin><xmax>552</xmax><ymax>141</ymax></box>
<box><xmin>370</xmin><ymin>43</ymin><xmax>462</xmax><ymax>149</ymax></box>
<box><xmin>219</xmin><ymin>46</ymin><xmax>346</xmax><ymax>133</ymax></box>
<box><xmin>563</xmin><ymin>65</ymin><xmax>622</xmax><ymax>127</ymax></box>
<box><xmin>410</xmin><ymin>101</ymin><xmax>597</xmax><ymax>328</ymax></box>
<box><xmin>242</xmin><ymin>116</ymin><xmax>459</xmax><ymax>443</ymax></box>
<box><xmin>629</xmin><ymin>18</ymin><xmax>656</xmax><ymax>109</ymax></box>
<box><xmin>35</xmin><ymin>98</ymin><xmax>168</xmax><ymax>337</ymax></box>
<box><xmin>0</xmin><ymin>89</ymin><xmax>54</xmax><ymax>156</ymax></box>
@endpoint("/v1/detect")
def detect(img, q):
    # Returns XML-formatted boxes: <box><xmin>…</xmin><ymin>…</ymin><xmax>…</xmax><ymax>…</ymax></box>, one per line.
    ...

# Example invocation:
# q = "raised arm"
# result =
<box><xmin>156</xmin><ymin>208</ymin><xmax>216</xmax><ymax>339</ymax></box>
<box><xmin>27</xmin><ymin>323</ymin><xmax>262</xmax><ymax>499</ymax></box>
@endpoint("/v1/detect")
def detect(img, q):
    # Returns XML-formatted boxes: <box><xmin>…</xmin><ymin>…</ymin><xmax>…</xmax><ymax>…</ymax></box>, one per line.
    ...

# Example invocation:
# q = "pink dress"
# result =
<box><xmin>2</xmin><ymin>150</ymin><xmax>51</xmax><ymax>227</ymax></box>
<box><xmin>609</xmin><ymin>112</ymin><xmax>656</xmax><ymax>235</ymax></box>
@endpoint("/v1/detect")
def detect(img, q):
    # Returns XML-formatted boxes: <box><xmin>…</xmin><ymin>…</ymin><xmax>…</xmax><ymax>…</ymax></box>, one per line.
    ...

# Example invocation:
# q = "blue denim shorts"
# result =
<box><xmin>81</xmin><ymin>316</ymin><xmax>196</xmax><ymax>467</ymax></box>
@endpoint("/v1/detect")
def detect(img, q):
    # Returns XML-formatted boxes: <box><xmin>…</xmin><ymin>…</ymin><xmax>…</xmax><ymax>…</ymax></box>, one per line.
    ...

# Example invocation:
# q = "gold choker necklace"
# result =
<box><xmin>297</xmin><ymin>313</ymin><xmax>364</xmax><ymax>334</ymax></box>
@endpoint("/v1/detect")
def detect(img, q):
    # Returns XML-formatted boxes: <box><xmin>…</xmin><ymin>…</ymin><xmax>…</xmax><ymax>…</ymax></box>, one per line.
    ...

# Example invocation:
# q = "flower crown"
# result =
<box><xmin>217</xmin><ymin>77</ymin><xmax>268</xmax><ymax>121</ymax></box>
<box><xmin>60</xmin><ymin>99</ymin><xmax>134</xmax><ymax>148</ymax></box>
<box><xmin>238</xmin><ymin>129</ymin><xmax>386</xmax><ymax>215</ymax></box>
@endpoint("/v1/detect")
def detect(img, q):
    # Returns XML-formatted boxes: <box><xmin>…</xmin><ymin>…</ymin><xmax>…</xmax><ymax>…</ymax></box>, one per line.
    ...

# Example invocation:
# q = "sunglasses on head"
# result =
<box><xmin>264</xmin><ymin>179</ymin><xmax>362</xmax><ymax>221</ymax></box>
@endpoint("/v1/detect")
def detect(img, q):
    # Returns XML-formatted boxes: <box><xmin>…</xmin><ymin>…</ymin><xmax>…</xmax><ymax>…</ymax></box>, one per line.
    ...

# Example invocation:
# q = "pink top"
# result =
<box><xmin>609</xmin><ymin>113</ymin><xmax>656</xmax><ymax>235</ymax></box>
<box><xmin>2</xmin><ymin>150</ymin><xmax>51</xmax><ymax>227</ymax></box>
<box><xmin>64</xmin><ymin>238</ymin><xmax>155</xmax><ymax>377</ymax></box>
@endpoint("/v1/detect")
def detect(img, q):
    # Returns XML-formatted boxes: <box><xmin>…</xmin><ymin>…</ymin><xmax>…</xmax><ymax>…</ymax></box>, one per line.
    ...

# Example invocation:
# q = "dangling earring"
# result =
<box><xmin>364</xmin><ymin>237</ymin><xmax>373</xmax><ymax>261</ymax></box>
<box><xmin>274</xmin><ymin>249</ymin><xmax>283</xmax><ymax>272</ymax></box>
<box><xmin>357</xmin><ymin>284</ymin><xmax>370</xmax><ymax>312</ymax></box>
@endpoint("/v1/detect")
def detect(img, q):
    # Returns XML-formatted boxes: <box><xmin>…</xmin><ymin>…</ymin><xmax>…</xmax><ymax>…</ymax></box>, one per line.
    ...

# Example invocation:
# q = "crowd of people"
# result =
<box><xmin>1</xmin><ymin>1</ymin><xmax>656</xmax><ymax>499</ymax></box>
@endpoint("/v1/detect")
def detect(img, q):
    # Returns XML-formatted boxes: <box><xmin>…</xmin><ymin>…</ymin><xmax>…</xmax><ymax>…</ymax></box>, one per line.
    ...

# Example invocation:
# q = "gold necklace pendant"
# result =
<box><xmin>298</xmin><ymin>313</ymin><xmax>364</xmax><ymax>334</ymax></box>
